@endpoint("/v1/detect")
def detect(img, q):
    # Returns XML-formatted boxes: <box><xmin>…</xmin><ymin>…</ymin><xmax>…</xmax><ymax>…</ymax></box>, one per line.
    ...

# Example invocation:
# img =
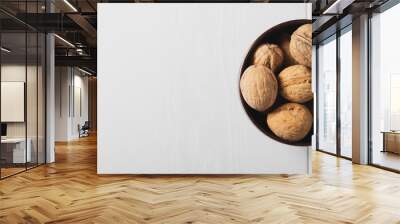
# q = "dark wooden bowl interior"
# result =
<box><xmin>239</xmin><ymin>19</ymin><xmax>313</xmax><ymax>147</ymax></box>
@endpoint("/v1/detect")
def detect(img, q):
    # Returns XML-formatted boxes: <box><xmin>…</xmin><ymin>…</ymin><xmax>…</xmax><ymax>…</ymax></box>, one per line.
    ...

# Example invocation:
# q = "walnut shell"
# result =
<box><xmin>278</xmin><ymin>65</ymin><xmax>313</xmax><ymax>103</ymax></box>
<box><xmin>240</xmin><ymin>65</ymin><xmax>278</xmax><ymax>112</ymax></box>
<box><xmin>290</xmin><ymin>24</ymin><xmax>312</xmax><ymax>67</ymax></box>
<box><xmin>278</xmin><ymin>33</ymin><xmax>297</xmax><ymax>67</ymax></box>
<box><xmin>253</xmin><ymin>44</ymin><xmax>284</xmax><ymax>72</ymax></box>
<box><xmin>266</xmin><ymin>103</ymin><xmax>312</xmax><ymax>142</ymax></box>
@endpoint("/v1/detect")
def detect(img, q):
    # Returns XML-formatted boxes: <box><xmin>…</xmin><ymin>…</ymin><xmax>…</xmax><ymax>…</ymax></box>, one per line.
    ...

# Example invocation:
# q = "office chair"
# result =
<box><xmin>79</xmin><ymin>121</ymin><xmax>90</xmax><ymax>138</ymax></box>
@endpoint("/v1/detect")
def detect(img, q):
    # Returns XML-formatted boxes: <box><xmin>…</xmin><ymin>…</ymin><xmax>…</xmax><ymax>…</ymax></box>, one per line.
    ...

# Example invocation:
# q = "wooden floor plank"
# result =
<box><xmin>1</xmin><ymin>134</ymin><xmax>400</xmax><ymax>223</ymax></box>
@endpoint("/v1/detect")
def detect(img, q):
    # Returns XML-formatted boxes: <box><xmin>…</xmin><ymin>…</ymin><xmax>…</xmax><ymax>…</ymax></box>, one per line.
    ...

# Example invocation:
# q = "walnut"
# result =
<box><xmin>253</xmin><ymin>44</ymin><xmax>284</xmax><ymax>72</ymax></box>
<box><xmin>290</xmin><ymin>24</ymin><xmax>312</xmax><ymax>67</ymax></box>
<box><xmin>278</xmin><ymin>65</ymin><xmax>312</xmax><ymax>103</ymax></box>
<box><xmin>278</xmin><ymin>33</ymin><xmax>297</xmax><ymax>67</ymax></box>
<box><xmin>266</xmin><ymin>103</ymin><xmax>312</xmax><ymax>142</ymax></box>
<box><xmin>240</xmin><ymin>65</ymin><xmax>278</xmax><ymax>112</ymax></box>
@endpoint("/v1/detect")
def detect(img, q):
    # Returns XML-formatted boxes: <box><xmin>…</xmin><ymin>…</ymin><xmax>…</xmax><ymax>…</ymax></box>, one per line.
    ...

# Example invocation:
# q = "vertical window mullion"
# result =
<box><xmin>25</xmin><ymin>0</ymin><xmax>28</xmax><ymax>171</ymax></box>
<box><xmin>367</xmin><ymin>12</ymin><xmax>373</xmax><ymax>165</ymax></box>
<box><xmin>336</xmin><ymin>30</ymin><xmax>341</xmax><ymax>157</ymax></box>
<box><xmin>36</xmin><ymin>0</ymin><xmax>39</xmax><ymax>167</ymax></box>
<box><xmin>316</xmin><ymin>45</ymin><xmax>319</xmax><ymax>150</ymax></box>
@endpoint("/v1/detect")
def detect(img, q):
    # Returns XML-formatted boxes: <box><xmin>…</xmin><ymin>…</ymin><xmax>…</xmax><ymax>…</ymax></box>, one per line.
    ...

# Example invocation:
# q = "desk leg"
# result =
<box><xmin>12</xmin><ymin>141</ymin><xmax>27</xmax><ymax>164</ymax></box>
<box><xmin>382</xmin><ymin>133</ymin><xmax>386</xmax><ymax>153</ymax></box>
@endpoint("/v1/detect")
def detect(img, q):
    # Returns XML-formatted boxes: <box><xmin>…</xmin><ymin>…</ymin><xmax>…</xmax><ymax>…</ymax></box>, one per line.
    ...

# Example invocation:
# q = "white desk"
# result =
<box><xmin>1</xmin><ymin>138</ymin><xmax>31</xmax><ymax>163</ymax></box>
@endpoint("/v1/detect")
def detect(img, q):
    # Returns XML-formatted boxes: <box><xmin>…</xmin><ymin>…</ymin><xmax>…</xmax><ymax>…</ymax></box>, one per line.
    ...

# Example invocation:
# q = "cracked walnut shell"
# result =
<box><xmin>266</xmin><ymin>103</ymin><xmax>312</xmax><ymax>142</ymax></box>
<box><xmin>240</xmin><ymin>65</ymin><xmax>278</xmax><ymax>112</ymax></box>
<box><xmin>278</xmin><ymin>65</ymin><xmax>312</xmax><ymax>103</ymax></box>
<box><xmin>290</xmin><ymin>24</ymin><xmax>312</xmax><ymax>67</ymax></box>
<box><xmin>253</xmin><ymin>44</ymin><xmax>284</xmax><ymax>72</ymax></box>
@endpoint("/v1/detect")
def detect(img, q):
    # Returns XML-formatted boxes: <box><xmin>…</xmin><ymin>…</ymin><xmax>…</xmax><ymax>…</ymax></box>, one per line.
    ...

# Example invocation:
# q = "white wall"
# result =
<box><xmin>55</xmin><ymin>67</ymin><xmax>89</xmax><ymax>141</ymax></box>
<box><xmin>98</xmin><ymin>3</ymin><xmax>312</xmax><ymax>174</ymax></box>
<box><xmin>55</xmin><ymin>67</ymin><xmax>69</xmax><ymax>141</ymax></box>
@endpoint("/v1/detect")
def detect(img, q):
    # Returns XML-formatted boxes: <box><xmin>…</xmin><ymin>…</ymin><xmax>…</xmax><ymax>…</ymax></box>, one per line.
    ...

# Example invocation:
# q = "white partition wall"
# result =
<box><xmin>98</xmin><ymin>3</ymin><xmax>312</xmax><ymax>174</ymax></box>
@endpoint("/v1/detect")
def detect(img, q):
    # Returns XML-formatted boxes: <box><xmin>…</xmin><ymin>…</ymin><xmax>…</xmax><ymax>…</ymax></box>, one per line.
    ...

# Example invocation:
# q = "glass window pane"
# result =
<box><xmin>0</xmin><ymin>1</ymin><xmax>46</xmax><ymax>179</ymax></box>
<box><xmin>1</xmin><ymin>32</ymin><xmax>27</xmax><ymax>178</ymax></box>
<box><xmin>371</xmin><ymin>3</ymin><xmax>400</xmax><ymax>171</ymax></box>
<box><xmin>38</xmin><ymin>33</ymin><xmax>46</xmax><ymax>165</ymax></box>
<box><xmin>340</xmin><ymin>28</ymin><xmax>352</xmax><ymax>158</ymax></box>
<box><xmin>27</xmin><ymin>31</ymin><xmax>38</xmax><ymax>169</ymax></box>
<box><xmin>318</xmin><ymin>37</ymin><xmax>337</xmax><ymax>154</ymax></box>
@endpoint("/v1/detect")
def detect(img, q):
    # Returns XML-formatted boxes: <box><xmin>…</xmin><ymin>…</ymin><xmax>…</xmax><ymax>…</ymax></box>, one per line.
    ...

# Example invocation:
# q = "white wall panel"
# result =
<box><xmin>1</xmin><ymin>82</ymin><xmax>24</xmax><ymax>122</ymax></box>
<box><xmin>98</xmin><ymin>3</ymin><xmax>312</xmax><ymax>174</ymax></box>
<box><xmin>55</xmin><ymin>67</ymin><xmax>89</xmax><ymax>141</ymax></box>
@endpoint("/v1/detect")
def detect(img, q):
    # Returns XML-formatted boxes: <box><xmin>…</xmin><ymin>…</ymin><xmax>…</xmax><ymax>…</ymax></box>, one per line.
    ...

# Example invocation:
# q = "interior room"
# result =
<box><xmin>1</xmin><ymin>0</ymin><xmax>400</xmax><ymax>223</ymax></box>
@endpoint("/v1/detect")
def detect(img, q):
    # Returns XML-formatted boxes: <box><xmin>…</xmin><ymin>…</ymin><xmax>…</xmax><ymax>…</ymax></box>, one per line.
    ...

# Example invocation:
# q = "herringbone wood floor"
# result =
<box><xmin>1</xmin><ymin>135</ymin><xmax>400</xmax><ymax>224</ymax></box>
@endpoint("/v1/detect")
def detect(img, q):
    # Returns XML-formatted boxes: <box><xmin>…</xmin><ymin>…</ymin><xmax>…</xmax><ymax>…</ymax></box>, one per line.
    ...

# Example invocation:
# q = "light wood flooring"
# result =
<box><xmin>1</xmin><ymin>135</ymin><xmax>400</xmax><ymax>223</ymax></box>
<box><xmin>372</xmin><ymin>151</ymin><xmax>400</xmax><ymax>171</ymax></box>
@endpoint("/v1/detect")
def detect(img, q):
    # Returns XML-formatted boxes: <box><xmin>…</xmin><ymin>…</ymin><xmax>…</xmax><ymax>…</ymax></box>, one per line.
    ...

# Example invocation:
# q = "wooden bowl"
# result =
<box><xmin>239</xmin><ymin>19</ymin><xmax>313</xmax><ymax>147</ymax></box>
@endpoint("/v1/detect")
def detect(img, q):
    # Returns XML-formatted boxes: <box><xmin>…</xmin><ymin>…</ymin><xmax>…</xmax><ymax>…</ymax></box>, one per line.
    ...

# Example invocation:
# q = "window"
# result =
<box><xmin>339</xmin><ymin>28</ymin><xmax>352</xmax><ymax>158</ymax></box>
<box><xmin>370</xmin><ymin>3</ymin><xmax>400</xmax><ymax>171</ymax></box>
<box><xmin>316</xmin><ymin>25</ymin><xmax>353</xmax><ymax>159</ymax></box>
<box><xmin>389</xmin><ymin>74</ymin><xmax>400</xmax><ymax>130</ymax></box>
<box><xmin>317</xmin><ymin>36</ymin><xmax>337</xmax><ymax>154</ymax></box>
